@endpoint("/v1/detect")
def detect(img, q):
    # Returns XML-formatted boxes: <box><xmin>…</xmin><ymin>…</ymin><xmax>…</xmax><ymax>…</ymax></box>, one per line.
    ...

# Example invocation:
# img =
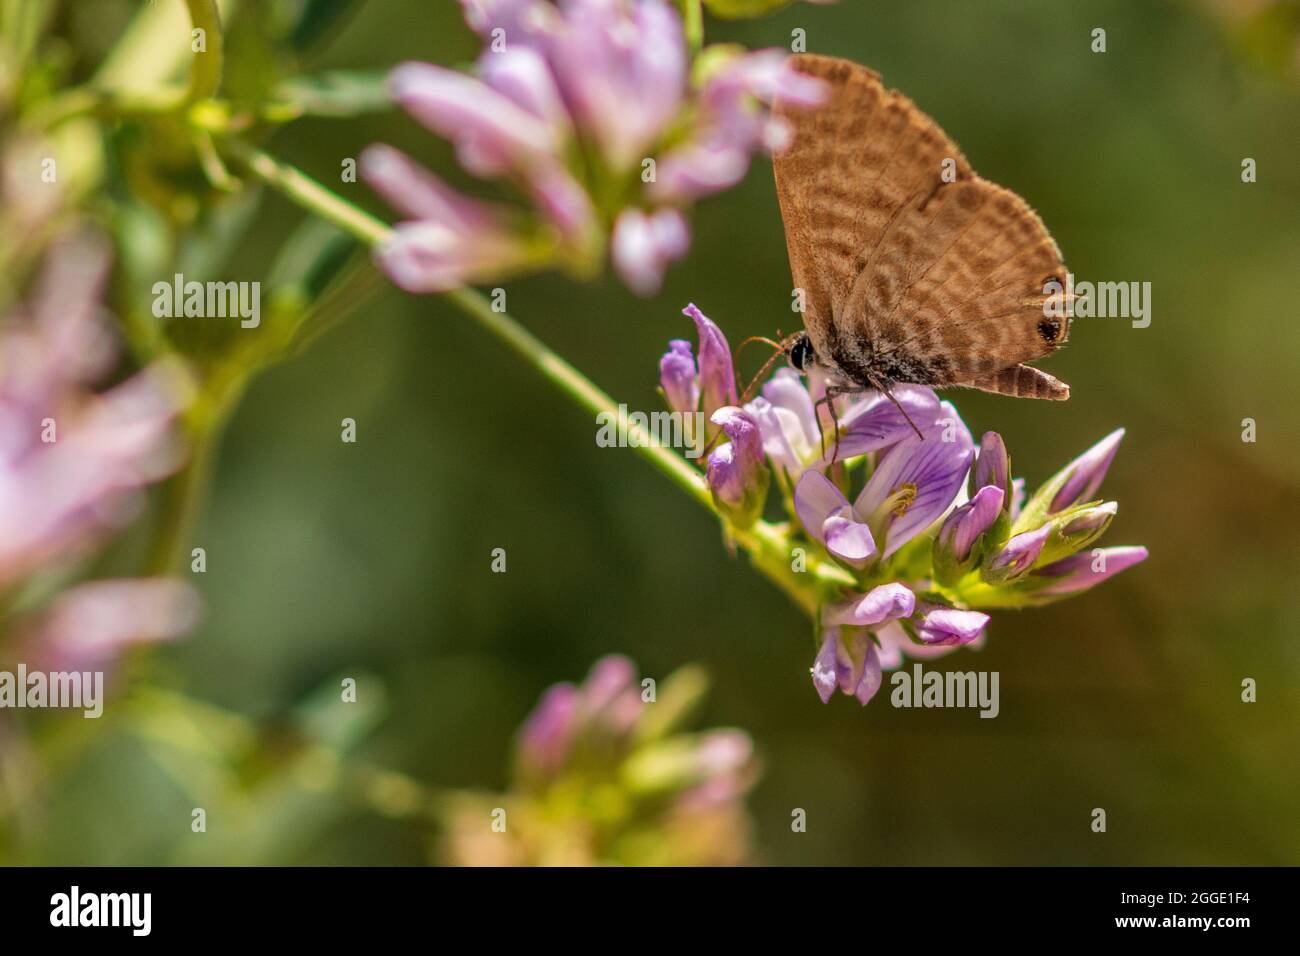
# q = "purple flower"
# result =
<box><xmin>706</xmin><ymin>407</ymin><xmax>769</xmax><ymax>528</ymax></box>
<box><xmin>793</xmin><ymin>470</ymin><xmax>876</xmax><ymax>568</ymax></box>
<box><xmin>388</xmin><ymin>60</ymin><xmax>565</xmax><ymax>178</ymax></box>
<box><xmin>1049</xmin><ymin>428</ymin><xmax>1124</xmax><ymax>512</ymax></box>
<box><xmin>813</xmin><ymin>628</ymin><xmax>884</xmax><ymax>705</ymax></box>
<box><xmin>934</xmin><ymin>483</ymin><xmax>1005</xmax><ymax>579</ymax></box>
<box><xmin>659</xmin><ymin>340</ymin><xmax>699</xmax><ymax>415</ymax></box>
<box><xmin>794</xmin><ymin>404</ymin><xmax>973</xmax><ymax>565</ymax></box>
<box><xmin>611</xmin><ymin>208</ymin><xmax>690</xmax><ymax>296</ymax></box>
<box><xmin>361</xmin><ymin>145</ymin><xmax>544</xmax><ymax>292</ymax></box>
<box><xmin>830</xmin><ymin>385</ymin><xmax>944</xmax><ymax>462</ymax></box>
<box><xmin>517</xmin><ymin>681</ymin><xmax>579</xmax><ymax>777</ymax></box>
<box><xmin>367</xmin><ymin>2</ymin><xmax>825</xmax><ymax>295</ymax></box>
<box><xmin>983</xmin><ymin>523</ymin><xmax>1053</xmax><ymax>584</ymax></box>
<box><xmin>544</xmin><ymin>0</ymin><xmax>688</xmax><ymax>173</ymax></box>
<box><xmin>913</xmin><ymin>601</ymin><xmax>990</xmax><ymax>647</ymax></box>
<box><xmin>19</xmin><ymin>579</ymin><xmax>200</xmax><ymax>673</ymax></box>
<box><xmin>813</xmin><ymin>584</ymin><xmax>915</xmax><ymax>704</ymax></box>
<box><xmin>1034</xmin><ymin>546</ymin><xmax>1149</xmax><ymax>595</ymax></box>
<box><xmin>744</xmin><ymin>368</ymin><xmax>821</xmax><ymax>484</ymax></box>
<box><xmin>651</xmin><ymin>48</ymin><xmax>828</xmax><ymax>202</ymax></box>
<box><xmin>0</xmin><ymin>232</ymin><xmax>190</xmax><ymax>590</ymax></box>
<box><xmin>822</xmin><ymin>582</ymin><xmax>916</xmax><ymax>627</ymax></box>
<box><xmin>874</xmin><ymin>620</ymin><xmax>965</xmax><ymax>670</ymax></box>
<box><xmin>0</xmin><ymin>231</ymin><xmax>200</xmax><ymax>675</ymax></box>
<box><xmin>681</xmin><ymin>304</ymin><xmax>736</xmax><ymax>423</ymax></box>
<box><xmin>973</xmin><ymin>431</ymin><xmax>1011</xmax><ymax>508</ymax></box>
<box><xmin>744</xmin><ymin>377</ymin><xmax>945</xmax><ymax>486</ymax></box>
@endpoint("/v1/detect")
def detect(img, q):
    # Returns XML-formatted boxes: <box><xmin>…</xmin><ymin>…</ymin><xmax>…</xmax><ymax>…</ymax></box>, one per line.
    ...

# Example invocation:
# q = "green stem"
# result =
<box><xmin>144</xmin><ymin>370</ymin><xmax>248</xmax><ymax>575</ymax></box>
<box><xmin>221</xmin><ymin>142</ymin><xmax>854</xmax><ymax>615</ymax></box>
<box><xmin>185</xmin><ymin>0</ymin><xmax>224</xmax><ymax>103</ymax></box>
<box><xmin>684</xmin><ymin>0</ymin><xmax>704</xmax><ymax>55</ymax></box>
<box><xmin>223</xmin><ymin>138</ymin><xmax>391</xmax><ymax>245</ymax></box>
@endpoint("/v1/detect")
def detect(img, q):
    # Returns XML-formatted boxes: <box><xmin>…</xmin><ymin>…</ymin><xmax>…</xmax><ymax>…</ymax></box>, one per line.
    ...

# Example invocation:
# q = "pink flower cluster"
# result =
<box><xmin>363</xmin><ymin>0</ymin><xmax>826</xmax><ymax>296</ymax></box>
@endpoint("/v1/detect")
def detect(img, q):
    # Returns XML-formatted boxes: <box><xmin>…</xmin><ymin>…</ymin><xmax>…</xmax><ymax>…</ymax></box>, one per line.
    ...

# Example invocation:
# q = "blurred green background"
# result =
<box><xmin>16</xmin><ymin>0</ymin><xmax>1300</xmax><ymax>865</ymax></box>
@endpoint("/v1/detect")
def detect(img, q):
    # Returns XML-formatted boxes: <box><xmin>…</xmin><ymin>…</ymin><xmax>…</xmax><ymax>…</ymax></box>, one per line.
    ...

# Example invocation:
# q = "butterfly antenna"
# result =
<box><xmin>870</xmin><ymin>377</ymin><xmax>926</xmax><ymax>440</ymax></box>
<box><xmin>736</xmin><ymin>336</ymin><xmax>789</xmax><ymax>405</ymax></box>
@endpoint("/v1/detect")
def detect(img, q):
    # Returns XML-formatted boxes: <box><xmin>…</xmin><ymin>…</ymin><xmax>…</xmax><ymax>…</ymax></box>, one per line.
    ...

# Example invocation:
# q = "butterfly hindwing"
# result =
<box><xmin>773</xmin><ymin>54</ymin><xmax>1070</xmax><ymax>399</ymax></box>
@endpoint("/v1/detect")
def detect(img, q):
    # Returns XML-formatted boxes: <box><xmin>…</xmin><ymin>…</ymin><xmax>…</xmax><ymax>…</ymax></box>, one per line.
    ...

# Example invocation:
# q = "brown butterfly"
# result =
<box><xmin>765</xmin><ymin>54</ymin><xmax>1071</xmax><ymax>430</ymax></box>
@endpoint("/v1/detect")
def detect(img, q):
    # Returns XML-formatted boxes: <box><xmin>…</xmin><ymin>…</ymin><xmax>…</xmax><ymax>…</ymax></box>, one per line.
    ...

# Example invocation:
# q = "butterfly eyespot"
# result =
<box><xmin>1038</xmin><ymin>319</ymin><xmax>1061</xmax><ymax>342</ymax></box>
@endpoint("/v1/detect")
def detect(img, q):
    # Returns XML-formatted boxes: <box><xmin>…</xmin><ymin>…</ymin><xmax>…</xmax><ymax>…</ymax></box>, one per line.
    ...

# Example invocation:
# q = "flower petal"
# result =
<box><xmin>1035</xmin><ymin>546</ymin><xmax>1149</xmax><ymax>595</ymax></box>
<box><xmin>854</xmin><ymin>641</ymin><xmax>883</xmax><ymax>705</ymax></box>
<box><xmin>821</xmin><ymin>513</ymin><xmax>877</xmax><ymax>568</ymax></box>
<box><xmin>938</xmin><ymin>484</ymin><xmax>1005</xmax><ymax>563</ymax></box>
<box><xmin>972</xmin><ymin>431</ymin><xmax>1010</xmax><ymax>506</ymax></box>
<box><xmin>855</xmin><ymin>404</ymin><xmax>974</xmax><ymax>558</ymax></box>
<box><xmin>612</xmin><ymin>209</ymin><xmax>689</xmax><ymax>295</ymax></box>
<box><xmin>21</xmin><ymin>578</ymin><xmax>201</xmax><ymax>672</ymax></box>
<box><xmin>812</xmin><ymin>630</ymin><xmax>840</xmax><ymax>704</ymax></box>
<box><xmin>984</xmin><ymin>523</ymin><xmax>1052</xmax><ymax>582</ymax></box>
<box><xmin>793</xmin><ymin>470</ymin><xmax>849</xmax><ymax>545</ymax></box>
<box><xmin>1050</xmin><ymin>428</ymin><xmax>1124</xmax><ymax>512</ymax></box>
<box><xmin>828</xmin><ymin>385</ymin><xmax>942</xmax><ymax>461</ymax></box>
<box><xmin>360</xmin><ymin>144</ymin><xmax>503</xmax><ymax>229</ymax></box>
<box><xmin>681</xmin><ymin>302</ymin><xmax>736</xmax><ymax>416</ymax></box>
<box><xmin>375</xmin><ymin>220</ymin><xmax>530</xmax><ymax>292</ymax></box>
<box><xmin>659</xmin><ymin>339</ymin><xmax>698</xmax><ymax>415</ymax></box>
<box><xmin>823</xmin><ymin>582</ymin><xmax>916</xmax><ymax>628</ymax></box>
<box><xmin>389</xmin><ymin>61</ymin><xmax>560</xmax><ymax>177</ymax></box>
<box><xmin>914</xmin><ymin>603</ymin><xmax>990</xmax><ymax>646</ymax></box>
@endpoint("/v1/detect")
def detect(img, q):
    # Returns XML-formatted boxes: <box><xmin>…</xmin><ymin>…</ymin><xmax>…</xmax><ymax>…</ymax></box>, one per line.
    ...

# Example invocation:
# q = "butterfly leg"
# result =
<box><xmin>813</xmin><ymin>384</ymin><xmax>869</xmax><ymax>464</ymax></box>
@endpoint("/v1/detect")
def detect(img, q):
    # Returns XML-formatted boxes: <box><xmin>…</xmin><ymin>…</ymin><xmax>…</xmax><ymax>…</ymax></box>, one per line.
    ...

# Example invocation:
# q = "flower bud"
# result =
<box><xmin>706</xmin><ymin>407</ymin><xmax>768</xmax><ymax>528</ymax></box>
<box><xmin>972</xmin><ymin>432</ymin><xmax>1011</xmax><ymax>508</ymax></box>
<box><xmin>659</xmin><ymin>339</ymin><xmax>699</xmax><ymax>415</ymax></box>
<box><xmin>982</xmin><ymin>524</ymin><xmax>1052</xmax><ymax>585</ymax></box>
<box><xmin>934</xmin><ymin>485</ymin><xmax>1005</xmax><ymax>584</ymax></box>
<box><xmin>1033</xmin><ymin>546</ymin><xmax>1149</xmax><ymax>596</ymax></box>
<box><xmin>682</xmin><ymin>303</ymin><xmax>737</xmax><ymax>428</ymax></box>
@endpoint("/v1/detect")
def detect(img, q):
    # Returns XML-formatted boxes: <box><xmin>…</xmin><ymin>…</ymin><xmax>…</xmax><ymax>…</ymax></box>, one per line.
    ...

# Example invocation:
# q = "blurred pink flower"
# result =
<box><xmin>365</xmin><ymin>0</ymin><xmax>827</xmax><ymax>296</ymax></box>
<box><xmin>0</xmin><ymin>230</ymin><xmax>199</xmax><ymax>666</ymax></box>
<box><xmin>18</xmin><ymin>579</ymin><xmax>201</xmax><ymax>673</ymax></box>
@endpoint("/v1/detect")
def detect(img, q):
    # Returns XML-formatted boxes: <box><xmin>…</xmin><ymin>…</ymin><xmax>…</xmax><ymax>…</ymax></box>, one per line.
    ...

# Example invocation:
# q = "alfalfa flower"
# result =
<box><xmin>443</xmin><ymin>655</ymin><xmax>758</xmax><ymax>866</ymax></box>
<box><xmin>657</xmin><ymin>303</ymin><xmax>736</xmax><ymax>446</ymax></box>
<box><xmin>365</xmin><ymin>0</ymin><xmax>826</xmax><ymax>295</ymax></box>
<box><xmin>706</xmin><ymin>407</ymin><xmax>768</xmax><ymax>529</ymax></box>
<box><xmin>652</xmin><ymin>305</ymin><xmax>1146</xmax><ymax>707</ymax></box>
<box><xmin>0</xmin><ymin>230</ymin><xmax>200</xmax><ymax>668</ymax></box>
<box><xmin>746</xmin><ymin>371</ymin><xmax>940</xmax><ymax>486</ymax></box>
<box><xmin>969</xmin><ymin>429</ymin><xmax>1147</xmax><ymax>604</ymax></box>
<box><xmin>792</xmin><ymin>402</ymin><xmax>974</xmax><ymax>566</ymax></box>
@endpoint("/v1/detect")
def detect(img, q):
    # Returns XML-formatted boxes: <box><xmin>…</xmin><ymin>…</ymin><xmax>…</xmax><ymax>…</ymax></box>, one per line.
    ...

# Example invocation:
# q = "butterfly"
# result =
<box><xmin>765</xmin><ymin>54</ymin><xmax>1072</xmax><ymax>434</ymax></box>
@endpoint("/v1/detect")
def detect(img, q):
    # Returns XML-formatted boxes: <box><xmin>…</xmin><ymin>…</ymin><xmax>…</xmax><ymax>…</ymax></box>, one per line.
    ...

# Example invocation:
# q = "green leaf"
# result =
<box><xmin>266</xmin><ymin>215</ymin><xmax>359</xmax><ymax>301</ymax></box>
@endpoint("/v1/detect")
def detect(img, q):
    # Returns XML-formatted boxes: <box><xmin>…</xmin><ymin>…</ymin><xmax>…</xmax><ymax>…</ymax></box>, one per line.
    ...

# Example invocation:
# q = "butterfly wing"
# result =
<box><xmin>773</xmin><ymin>55</ymin><xmax>1070</xmax><ymax>399</ymax></box>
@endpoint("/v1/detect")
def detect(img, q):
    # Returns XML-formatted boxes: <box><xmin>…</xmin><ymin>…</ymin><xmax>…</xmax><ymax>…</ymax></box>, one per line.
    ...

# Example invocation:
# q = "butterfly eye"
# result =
<box><xmin>1038</xmin><ymin>318</ymin><xmax>1061</xmax><ymax>342</ymax></box>
<box><xmin>789</xmin><ymin>334</ymin><xmax>815</xmax><ymax>372</ymax></box>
